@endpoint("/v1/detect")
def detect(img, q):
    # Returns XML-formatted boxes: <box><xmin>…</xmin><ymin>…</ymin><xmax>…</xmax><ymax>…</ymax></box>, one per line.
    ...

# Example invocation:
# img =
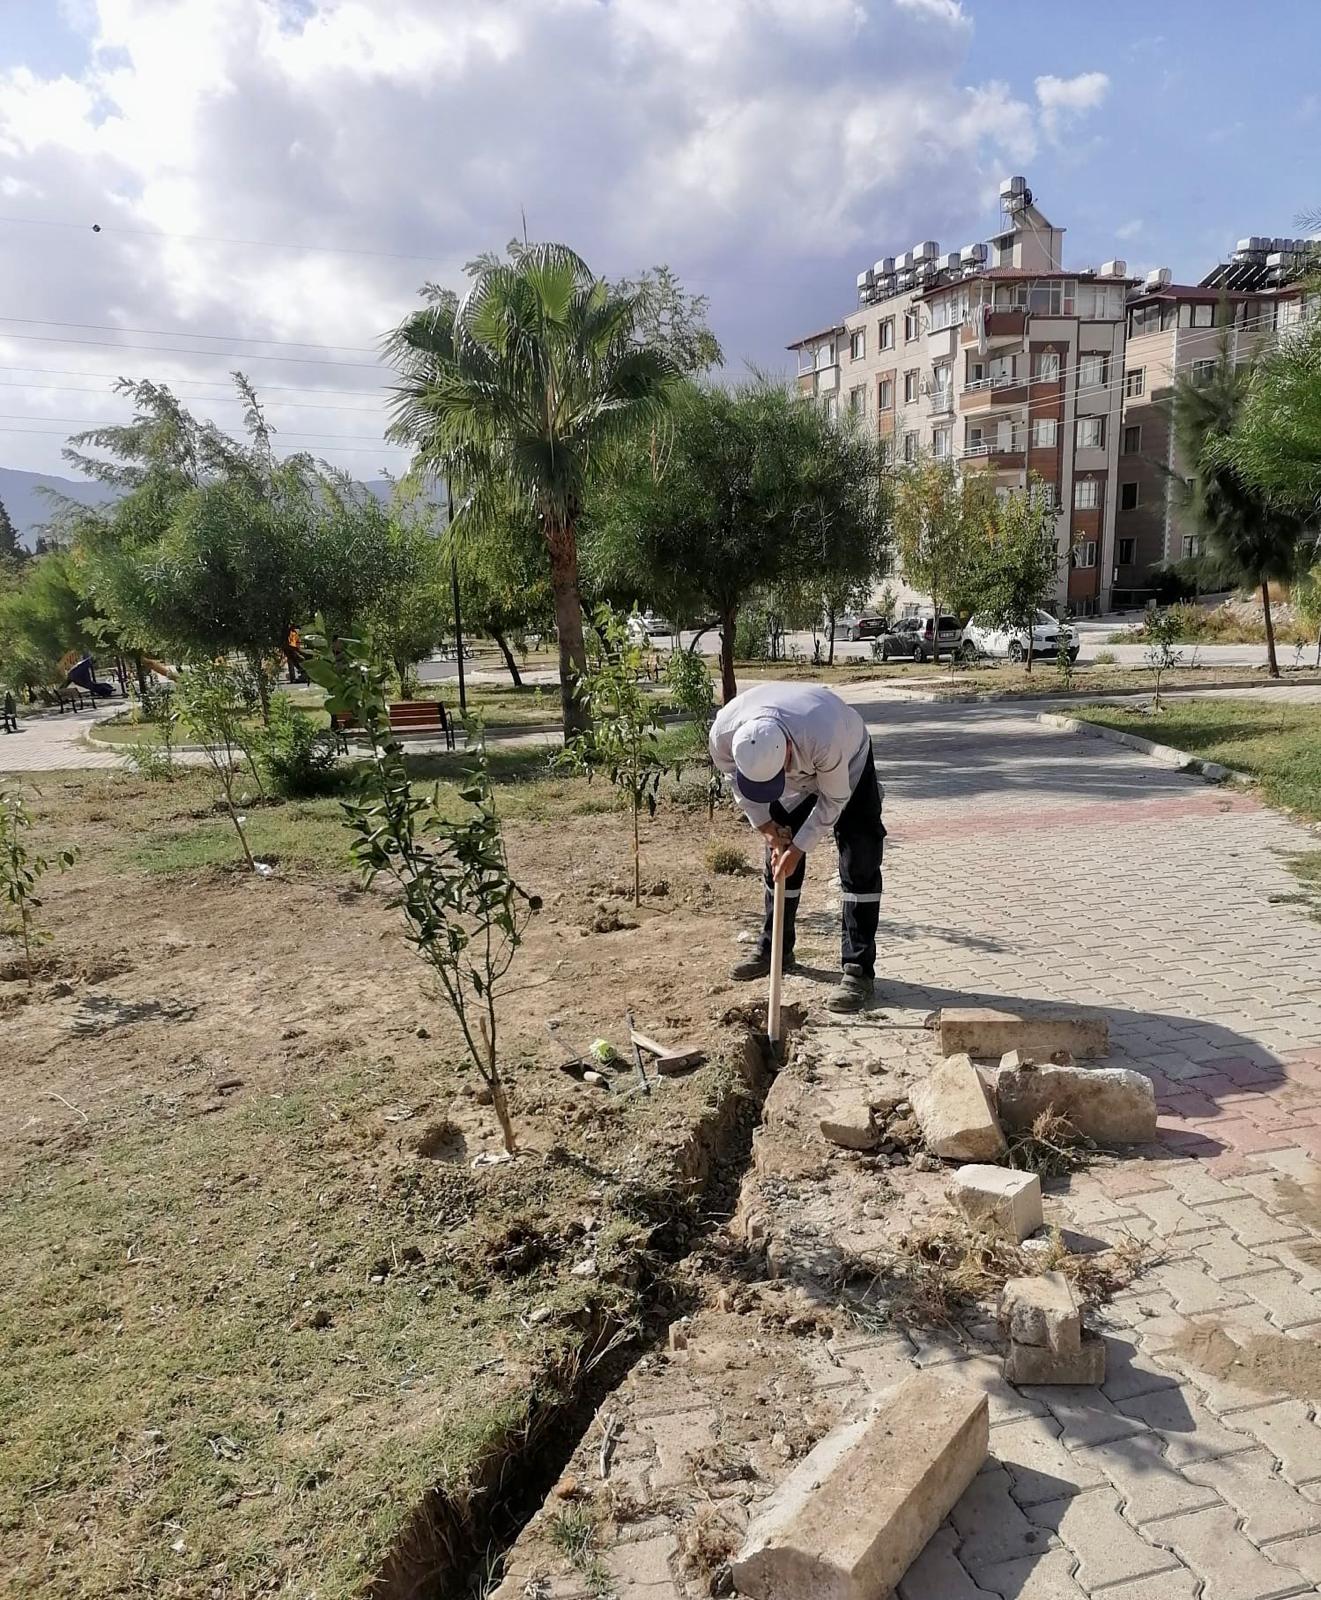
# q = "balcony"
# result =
<box><xmin>929</xmin><ymin>387</ymin><xmax>954</xmax><ymax>415</ymax></box>
<box><xmin>964</xmin><ymin>432</ymin><xmax>1026</xmax><ymax>462</ymax></box>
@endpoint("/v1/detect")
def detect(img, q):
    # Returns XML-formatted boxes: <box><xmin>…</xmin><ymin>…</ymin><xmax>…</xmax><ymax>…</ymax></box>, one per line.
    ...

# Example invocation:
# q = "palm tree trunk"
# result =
<box><xmin>719</xmin><ymin>605</ymin><xmax>738</xmax><ymax>703</ymax></box>
<box><xmin>546</xmin><ymin>519</ymin><xmax>589</xmax><ymax>735</ymax></box>
<box><xmin>1262</xmin><ymin>579</ymin><xmax>1279</xmax><ymax>679</ymax></box>
<box><xmin>492</xmin><ymin>631</ymin><xmax>523</xmax><ymax>687</ymax></box>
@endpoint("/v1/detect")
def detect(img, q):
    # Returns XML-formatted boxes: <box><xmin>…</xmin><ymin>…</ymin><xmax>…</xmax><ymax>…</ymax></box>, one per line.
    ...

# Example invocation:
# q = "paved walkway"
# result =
<box><xmin>495</xmin><ymin>696</ymin><xmax>1321</xmax><ymax>1600</ymax></box>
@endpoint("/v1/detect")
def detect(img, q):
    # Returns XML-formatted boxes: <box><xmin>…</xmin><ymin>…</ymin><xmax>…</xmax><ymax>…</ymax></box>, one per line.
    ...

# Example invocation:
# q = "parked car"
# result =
<box><xmin>961</xmin><ymin>610</ymin><xmax>1079</xmax><ymax>664</ymax></box>
<box><xmin>885</xmin><ymin>614</ymin><xmax>964</xmax><ymax>662</ymax></box>
<box><xmin>834</xmin><ymin>611</ymin><xmax>889</xmax><ymax>642</ymax></box>
<box><xmin>626</xmin><ymin>610</ymin><xmax>673</xmax><ymax>643</ymax></box>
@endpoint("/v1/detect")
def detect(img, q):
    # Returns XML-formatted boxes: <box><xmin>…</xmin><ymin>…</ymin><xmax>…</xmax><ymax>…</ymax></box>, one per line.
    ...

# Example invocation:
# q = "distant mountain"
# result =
<box><xmin>0</xmin><ymin>469</ymin><xmax>400</xmax><ymax>549</ymax></box>
<box><xmin>0</xmin><ymin>467</ymin><xmax>117</xmax><ymax>547</ymax></box>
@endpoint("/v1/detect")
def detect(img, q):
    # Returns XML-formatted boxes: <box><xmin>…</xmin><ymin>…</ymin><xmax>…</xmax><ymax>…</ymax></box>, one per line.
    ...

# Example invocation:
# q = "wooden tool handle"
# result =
<box><xmin>768</xmin><ymin>872</ymin><xmax>786</xmax><ymax>1046</ymax></box>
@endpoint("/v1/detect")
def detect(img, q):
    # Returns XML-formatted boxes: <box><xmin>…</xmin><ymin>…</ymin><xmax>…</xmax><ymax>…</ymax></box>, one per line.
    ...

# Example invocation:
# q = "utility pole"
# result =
<box><xmin>444</xmin><ymin>479</ymin><xmax>467</xmax><ymax>718</ymax></box>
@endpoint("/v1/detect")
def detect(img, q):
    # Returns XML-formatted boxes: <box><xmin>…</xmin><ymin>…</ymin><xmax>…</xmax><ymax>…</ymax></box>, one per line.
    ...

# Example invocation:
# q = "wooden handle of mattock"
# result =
<box><xmin>767</xmin><ymin>871</ymin><xmax>786</xmax><ymax>1046</ymax></box>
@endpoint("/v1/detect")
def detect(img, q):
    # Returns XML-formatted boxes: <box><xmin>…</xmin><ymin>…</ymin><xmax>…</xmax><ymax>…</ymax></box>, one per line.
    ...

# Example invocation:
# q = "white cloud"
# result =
<box><xmin>1115</xmin><ymin>218</ymin><xmax>1143</xmax><ymax>241</ymax></box>
<box><xmin>1034</xmin><ymin>70</ymin><xmax>1110</xmax><ymax>141</ymax></box>
<box><xmin>0</xmin><ymin>0</ymin><xmax>1048</xmax><ymax>476</ymax></box>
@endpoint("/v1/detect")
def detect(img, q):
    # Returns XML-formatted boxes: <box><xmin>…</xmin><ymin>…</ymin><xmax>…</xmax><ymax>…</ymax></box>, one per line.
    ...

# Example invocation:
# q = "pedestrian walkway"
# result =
<box><xmin>493</xmin><ymin>697</ymin><xmax>1321</xmax><ymax>1600</ymax></box>
<box><xmin>0</xmin><ymin>707</ymin><xmax>129</xmax><ymax>772</ymax></box>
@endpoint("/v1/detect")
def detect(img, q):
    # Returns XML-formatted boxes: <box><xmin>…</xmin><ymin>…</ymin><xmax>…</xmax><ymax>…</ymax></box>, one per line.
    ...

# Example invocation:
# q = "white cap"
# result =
<box><xmin>731</xmin><ymin>717</ymin><xmax>787</xmax><ymax>803</ymax></box>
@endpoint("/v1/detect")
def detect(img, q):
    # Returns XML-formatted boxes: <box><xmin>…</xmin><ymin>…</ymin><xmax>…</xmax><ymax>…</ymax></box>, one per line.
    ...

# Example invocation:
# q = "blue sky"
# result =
<box><xmin>0</xmin><ymin>0</ymin><xmax>1316</xmax><ymax>479</ymax></box>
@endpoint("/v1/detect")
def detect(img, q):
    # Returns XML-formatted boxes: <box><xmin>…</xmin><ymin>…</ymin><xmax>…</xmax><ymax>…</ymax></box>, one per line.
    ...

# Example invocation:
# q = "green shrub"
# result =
<box><xmin>734</xmin><ymin>606</ymin><xmax>770</xmax><ymax>660</ymax></box>
<box><xmin>705</xmin><ymin>840</ymin><xmax>748</xmax><ymax>875</ymax></box>
<box><xmin>1093</xmin><ymin>649</ymin><xmax>1118</xmax><ymax>666</ymax></box>
<box><xmin>258</xmin><ymin>696</ymin><xmax>339</xmax><ymax>797</ymax></box>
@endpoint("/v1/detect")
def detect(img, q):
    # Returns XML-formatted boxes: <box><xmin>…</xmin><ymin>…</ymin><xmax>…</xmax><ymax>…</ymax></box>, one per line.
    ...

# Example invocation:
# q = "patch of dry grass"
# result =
<box><xmin>835</xmin><ymin>1216</ymin><xmax>1153</xmax><ymax>1331</ymax></box>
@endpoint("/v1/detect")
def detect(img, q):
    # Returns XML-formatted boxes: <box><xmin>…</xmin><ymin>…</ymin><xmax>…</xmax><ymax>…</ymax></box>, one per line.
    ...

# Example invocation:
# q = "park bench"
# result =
<box><xmin>329</xmin><ymin>699</ymin><xmax>455</xmax><ymax>753</ymax></box>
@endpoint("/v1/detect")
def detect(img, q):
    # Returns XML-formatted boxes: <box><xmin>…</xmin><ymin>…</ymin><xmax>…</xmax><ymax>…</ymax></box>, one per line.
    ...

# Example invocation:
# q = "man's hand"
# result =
<box><xmin>771</xmin><ymin>840</ymin><xmax>804</xmax><ymax>882</ymax></box>
<box><xmin>756</xmin><ymin>821</ymin><xmax>792</xmax><ymax>847</ymax></box>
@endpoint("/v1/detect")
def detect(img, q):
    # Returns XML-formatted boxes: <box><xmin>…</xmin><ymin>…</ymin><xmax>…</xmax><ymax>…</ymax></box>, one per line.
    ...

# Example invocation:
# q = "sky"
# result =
<box><xmin>0</xmin><ymin>0</ymin><xmax>1317</xmax><ymax>479</ymax></box>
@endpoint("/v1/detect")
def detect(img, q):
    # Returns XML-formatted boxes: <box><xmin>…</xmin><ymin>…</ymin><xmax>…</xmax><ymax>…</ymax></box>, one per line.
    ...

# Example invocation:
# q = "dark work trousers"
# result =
<box><xmin>759</xmin><ymin>743</ymin><xmax>885</xmax><ymax>978</ymax></box>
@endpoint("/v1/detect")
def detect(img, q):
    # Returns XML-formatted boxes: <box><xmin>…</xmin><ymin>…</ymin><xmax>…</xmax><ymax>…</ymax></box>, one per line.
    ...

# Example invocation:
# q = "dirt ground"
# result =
<box><xmin>0</xmin><ymin>767</ymin><xmax>825</xmax><ymax>1599</ymax></box>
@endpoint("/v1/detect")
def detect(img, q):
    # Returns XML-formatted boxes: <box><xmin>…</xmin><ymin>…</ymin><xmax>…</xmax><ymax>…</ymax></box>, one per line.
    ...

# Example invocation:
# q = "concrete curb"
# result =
<box><xmin>1035</xmin><ymin>710</ymin><xmax>1246</xmax><ymax>786</ymax></box>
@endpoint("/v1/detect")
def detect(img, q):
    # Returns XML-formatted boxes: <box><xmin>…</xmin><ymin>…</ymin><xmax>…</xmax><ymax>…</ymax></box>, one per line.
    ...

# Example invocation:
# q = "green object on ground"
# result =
<box><xmin>590</xmin><ymin>1038</ymin><xmax>619</xmax><ymax>1064</ymax></box>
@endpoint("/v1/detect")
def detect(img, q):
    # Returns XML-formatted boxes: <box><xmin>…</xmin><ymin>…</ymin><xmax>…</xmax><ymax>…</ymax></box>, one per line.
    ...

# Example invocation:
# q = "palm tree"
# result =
<box><xmin>385</xmin><ymin>246</ymin><xmax>678</xmax><ymax>735</ymax></box>
<box><xmin>1173</xmin><ymin>347</ymin><xmax>1305</xmax><ymax>678</ymax></box>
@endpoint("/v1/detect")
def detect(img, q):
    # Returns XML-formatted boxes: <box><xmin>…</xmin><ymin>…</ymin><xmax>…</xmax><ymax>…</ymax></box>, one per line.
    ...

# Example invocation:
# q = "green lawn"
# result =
<box><xmin>1073</xmin><ymin>698</ymin><xmax>1321</xmax><ymax>823</ymax></box>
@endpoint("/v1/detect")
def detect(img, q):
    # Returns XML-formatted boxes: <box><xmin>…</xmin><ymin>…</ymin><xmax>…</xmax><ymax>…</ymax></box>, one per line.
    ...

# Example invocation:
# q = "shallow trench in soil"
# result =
<box><xmin>371</xmin><ymin>1022</ymin><xmax>788</xmax><ymax>1600</ymax></box>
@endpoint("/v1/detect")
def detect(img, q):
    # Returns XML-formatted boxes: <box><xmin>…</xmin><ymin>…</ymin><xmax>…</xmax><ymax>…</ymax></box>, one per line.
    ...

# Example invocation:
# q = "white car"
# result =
<box><xmin>962</xmin><ymin>610</ymin><xmax>1079</xmax><ymax>663</ymax></box>
<box><xmin>626</xmin><ymin>611</ymin><xmax>672</xmax><ymax>643</ymax></box>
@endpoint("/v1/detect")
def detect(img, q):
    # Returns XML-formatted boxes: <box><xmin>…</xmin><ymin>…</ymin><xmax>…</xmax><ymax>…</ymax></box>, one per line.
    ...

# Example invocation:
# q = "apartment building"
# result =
<box><xmin>790</xmin><ymin>178</ymin><xmax>1130</xmax><ymax>615</ymax></box>
<box><xmin>1117</xmin><ymin>239</ymin><xmax>1317</xmax><ymax>597</ymax></box>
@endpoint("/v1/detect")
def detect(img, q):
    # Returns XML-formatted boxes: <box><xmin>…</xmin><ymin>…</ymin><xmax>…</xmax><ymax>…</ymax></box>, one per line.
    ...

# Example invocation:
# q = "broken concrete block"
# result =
<box><xmin>819</xmin><ymin>1096</ymin><xmax>880</xmax><ymax>1152</ymax></box>
<box><xmin>999</xmin><ymin>1049</ymin><xmax>1034</xmax><ymax>1072</ymax></box>
<box><xmin>999</xmin><ymin>1273</ymin><xmax>1080</xmax><ymax>1354</ymax></box>
<box><xmin>911</xmin><ymin>1053</ymin><xmax>1007</xmax><ymax>1162</ymax></box>
<box><xmin>947</xmin><ymin>1165</ymin><xmax>1043</xmax><ymax>1242</ymax></box>
<box><xmin>731</xmin><ymin>1372</ymin><xmax>988</xmax><ymax>1600</ymax></box>
<box><xmin>1005</xmin><ymin>1333</ymin><xmax>1106</xmax><ymax>1386</ymax></box>
<box><xmin>940</xmin><ymin>1008</ymin><xmax>1108</xmax><ymax>1060</ymax></box>
<box><xmin>996</xmin><ymin>1062</ymin><xmax>1156</xmax><ymax>1144</ymax></box>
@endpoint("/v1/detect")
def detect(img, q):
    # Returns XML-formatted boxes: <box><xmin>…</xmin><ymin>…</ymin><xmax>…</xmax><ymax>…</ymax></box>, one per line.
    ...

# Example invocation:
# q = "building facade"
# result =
<box><xmin>1116</xmin><ymin>240</ymin><xmax>1317</xmax><ymax>599</ymax></box>
<box><xmin>789</xmin><ymin>179</ymin><xmax>1130</xmax><ymax>616</ymax></box>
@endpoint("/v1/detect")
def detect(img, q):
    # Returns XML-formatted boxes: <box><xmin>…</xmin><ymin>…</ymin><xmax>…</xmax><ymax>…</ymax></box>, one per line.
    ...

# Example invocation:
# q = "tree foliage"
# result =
<box><xmin>384</xmin><ymin>244</ymin><xmax>680</xmax><ymax>736</ymax></box>
<box><xmin>591</xmin><ymin>381</ymin><xmax>887</xmax><ymax>700</ymax></box>
<box><xmin>560</xmin><ymin>606</ymin><xmax>670</xmax><ymax>906</ymax></box>
<box><xmin>891</xmin><ymin>458</ymin><xmax>991</xmax><ymax>660</ymax></box>
<box><xmin>0</xmin><ymin>549</ymin><xmax>98</xmax><ymax>692</ymax></box>
<box><xmin>1173</xmin><ymin>346</ymin><xmax>1306</xmax><ymax>677</ymax></box>
<box><xmin>615</xmin><ymin>265</ymin><xmax>723</xmax><ymax>376</ymax></box>
<box><xmin>1</xmin><ymin>786</ymin><xmax>77</xmax><ymax>985</ymax></box>
<box><xmin>1224</xmin><ymin>314</ymin><xmax>1321</xmax><ymax>517</ymax></box>
<box><xmin>963</xmin><ymin>482</ymin><xmax>1061</xmax><ymax>672</ymax></box>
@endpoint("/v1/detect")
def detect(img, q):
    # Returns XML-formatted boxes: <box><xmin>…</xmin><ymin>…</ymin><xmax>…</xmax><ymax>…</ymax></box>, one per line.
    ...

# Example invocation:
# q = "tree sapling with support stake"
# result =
<box><xmin>0</xmin><ymin>786</ymin><xmax>77</xmax><ymax>986</ymax></box>
<box><xmin>306</xmin><ymin>627</ymin><xmax>540</xmax><ymax>1154</ymax></box>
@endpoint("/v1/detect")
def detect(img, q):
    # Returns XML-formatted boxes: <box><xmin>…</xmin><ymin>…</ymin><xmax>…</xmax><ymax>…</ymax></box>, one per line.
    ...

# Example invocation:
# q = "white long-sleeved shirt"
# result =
<box><xmin>709</xmin><ymin>681</ymin><xmax>872</xmax><ymax>855</ymax></box>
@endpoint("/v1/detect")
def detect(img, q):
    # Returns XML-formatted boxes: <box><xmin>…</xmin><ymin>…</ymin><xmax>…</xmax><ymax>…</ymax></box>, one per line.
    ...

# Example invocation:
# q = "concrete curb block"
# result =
<box><xmin>1035</xmin><ymin>710</ymin><xmax>1246</xmax><ymax>786</ymax></box>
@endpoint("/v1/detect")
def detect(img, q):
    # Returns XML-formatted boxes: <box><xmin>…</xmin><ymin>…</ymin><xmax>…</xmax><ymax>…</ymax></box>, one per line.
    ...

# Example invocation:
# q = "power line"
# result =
<box><xmin>0</xmin><ymin>411</ymin><xmax>406</xmax><ymax>445</ymax></box>
<box><xmin>0</xmin><ymin>314</ymin><xmax>381</xmax><ymax>356</ymax></box>
<box><xmin>0</xmin><ymin>329</ymin><xmax>384</xmax><ymax>368</ymax></box>
<box><xmin>0</xmin><ymin>424</ymin><xmax>406</xmax><ymax>455</ymax></box>
<box><xmin>0</xmin><ymin>363</ymin><xmax>390</xmax><ymax>399</ymax></box>
<box><xmin>0</xmin><ymin>211</ymin><xmax>442</xmax><ymax>265</ymax></box>
<box><xmin>0</xmin><ymin>380</ymin><xmax>386</xmax><ymax>414</ymax></box>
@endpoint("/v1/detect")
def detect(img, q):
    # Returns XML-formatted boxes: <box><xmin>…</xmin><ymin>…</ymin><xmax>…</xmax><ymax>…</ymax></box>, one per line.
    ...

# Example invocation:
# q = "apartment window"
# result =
<box><xmin>1192</xmin><ymin>302</ymin><xmax>1214</xmax><ymax>328</ymax></box>
<box><xmin>878</xmin><ymin>377</ymin><xmax>893</xmax><ymax>410</ymax></box>
<box><xmin>1076</xmin><ymin>416</ymin><xmax>1105</xmax><ymax>450</ymax></box>
<box><xmin>1279</xmin><ymin>298</ymin><xmax>1303</xmax><ymax>330</ymax></box>
<box><xmin>1033</xmin><ymin>481</ymin><xmax>1058</xmax><ymax>512</ymax></box>
<box><xmin>879</xmin><ymin>317</ymin><xmax>895</xmax><ymax>350</ymax></box>
<box><xmin>824</xmin><ymin>393</ymin><xmax>839</xmax><ymax>423</ymax></box>
<box><xmin>1123</xmin><ymin>424</ymin><xmax>1142</xmax><ymax>455</ymax></box>
<box><xmin>850</xmin><ymin>328</ymin><xmax>866</xmax><ymax>361</ymax></box>
<box><xmin>1124</xmin><ymin>367</ymin><xmax>1145</xmax><ymax>398</ymax></box>
<box><xmin>1072</xmin><ymin>539</ymin><xmax>1098</xmax><ymax>569</ymax></box>
<box><xmin>1120</xmin><ymin>481</ymin><xmax>1140</xmax><ymax>511</ymax></box>
<box><xmin>1034</xmin><ymin>351</ymin><xmax>1060</xmax><ymax>381</ymax></box>
<box><xmin>966</xmin><ymin>357</ymin><xmax>986</xmax><ymax>387</ymax></box>
<box><xmin>848</xmin><ymin>384</ymin><xmax>867</xmax><ymax>416</ymax></box>
<box><xmin>1074</xmin><ymin>478</ymin><xmax>1098</xmax><ymax>510</ymax></box>
<box><xmin>903</xmin><ymin>430</ymin><xmax>920</xmax><ymax>463</ymax></box>
<box><xmin>1078</xmin><ymin>354</ymin><xmax>1108</xmax><ymax>392</ymax></box>
<box><xmin>1182</xmin><ymin>534</ymin><xmax>1202</xmax><ymax>559</ymax></box>
<box><xmin>966</xmin><ymin>425</ymin><xmax>987</xmax><ymax>455</ymax></box>
<box><xmin>1117</xmin><ymin>537</ymin><xmax>1136</xmax><ymax>565</ymax></box>
<box><xmin>903</xmin><ymin>369</ymin><xmax>920</xmax><ymax>404</ymax></box>
<box><xmin>1191</xmin><ymin>359</ymin><xmax>1217</xmax><ymax>386</ymax></box>
<box><xmin>932</xmin><ymin>425</ymin><xmax>953</xmax><ymax>460</ymax></box>
<box><xmin>1032</xmin><ymin>417</ymin><xmax>1058</xmax><ymax>448</ymax></box>
<box><xmin>816</xmin><ymin>339</ymin><xmax>836</xmax><ymax>371</ymax></box>
<box><xmin>797</xmin><ymin>347</ymin><xmax>815</xmax><ymax>376</ymax></box>
<box><xmin>904</xmin><ymin>308</ymin><xmax>921</xmax><ymax>342</ymax></box>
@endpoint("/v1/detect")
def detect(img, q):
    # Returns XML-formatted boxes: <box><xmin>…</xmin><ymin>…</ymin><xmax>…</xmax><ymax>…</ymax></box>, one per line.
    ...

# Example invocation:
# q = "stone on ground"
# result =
<box><xmin>999</xmin><ymin>1272</ymin><xmax>1080</xmax><ymax>1353</ymax></box>
<box><xmin>1004</xmin><ymin>1332</ymin><xmax>1107</xmax><ymax>1385</ymax></box>
<box><xmin>947</xmin><ymin>1165</ymin><xmax>1043</xmax><ymax>1242</ymax></box>
<box><xmin>819</xmin><ymin>1095</ymin><xmax>881</xmax><ymax>1151</ymax></box>
<box><xmin>731</xmin><ymin>1372</ymin><xmax>989</xmax><ymax>1600</ymax></box>
<box><xmin>996</xmin><ymin>1061</ymin><xmax>1157</xmax><ymax>1144</ymax></box>
<box><xmin>911</xmin><ymin>1053</ymin><xmax>1007</xmax><ymax>1161</ymax></box>
<box><xmin>940</xmin><ymin>1007</ymin><xmax>1108</xmax><ymax>1060</ymax></box>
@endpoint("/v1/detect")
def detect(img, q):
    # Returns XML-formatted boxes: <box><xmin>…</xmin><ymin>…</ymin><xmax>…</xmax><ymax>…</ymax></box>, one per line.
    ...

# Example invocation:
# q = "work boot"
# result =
<box><xmin>827</xmin><ymin>965</ymin><xmax>874</xmax><ymax>1013</ymax></box>
<box><xmin>729</xmin><ymin>950</ymin><xmax>795</xmax><ymax>982</ymax></box>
